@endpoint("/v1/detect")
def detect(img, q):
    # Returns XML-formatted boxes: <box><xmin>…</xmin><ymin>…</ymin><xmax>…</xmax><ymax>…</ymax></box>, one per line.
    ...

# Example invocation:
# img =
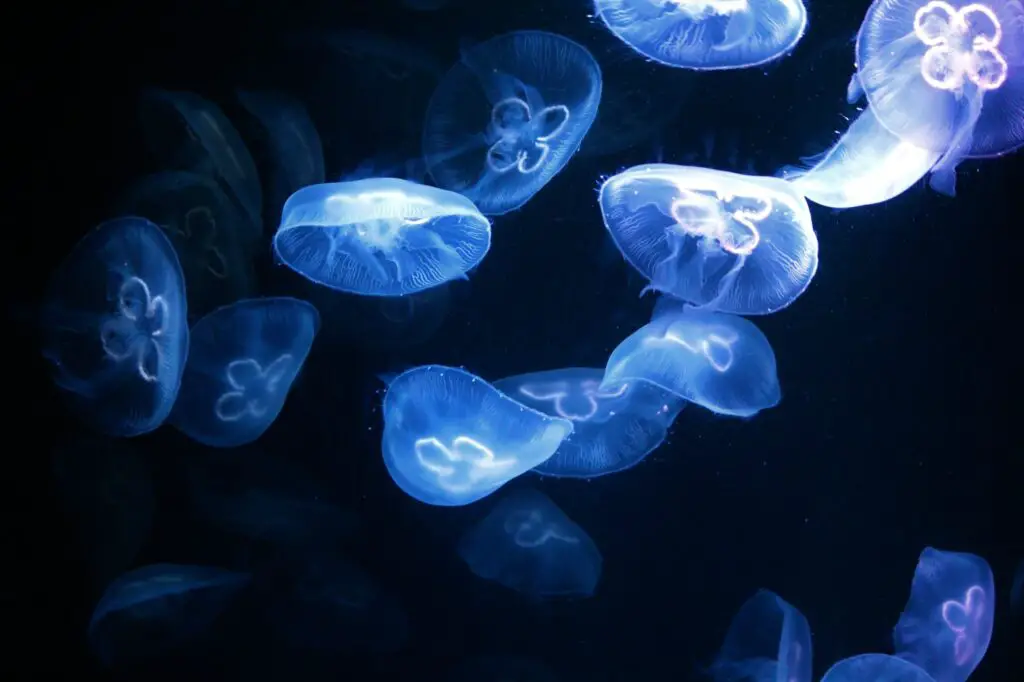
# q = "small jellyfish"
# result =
<box><xmin>600</xmin><ymin>164</ymin><xmax>817</xmax><ymax>315</ymax></box>
<box><xmin>893</xmin><ymin>547</ymin><xmax>995</xmax><ymax>682</ymax></box>
<box><xmin>381</xmin><ymin>366</ymin><xmax>574</xmax><ymax>506</ymax></box>
<box><xmin>41</xmin><ymin>217</ymin><xmax>189</xmax><ymax>437</ymax></box>
<box><xmin>458</xmin><ymin>488</ymin><xmax>603</xmax><ymax>598</ymax></box>
<box><xmin>821</xmin><ymin>654</ymin><xmax>939</xmax><ymax>682</ymax></box>
<box><xmin>423</xmin><ymin>30</ymin><xmax>602</xmax><ymax>214</ymax></box>
<box><xmin>595</xmin><ymin>0</ymin><xmax>809</xmax><ymax>70</ymax></box>
<box><xmin>273</xmin><ymin>178</ymin><xmax>491</xmax><ymax>296</ymax></box>
<box><xmin>493</xmin><ymin>367</ymin><xmax>685</xmax><ymax>478</ymax></box>
<box><xmin>171</xmin><ymin>297</ymin><xmax>319</xmax><ymax>448</ymax></box>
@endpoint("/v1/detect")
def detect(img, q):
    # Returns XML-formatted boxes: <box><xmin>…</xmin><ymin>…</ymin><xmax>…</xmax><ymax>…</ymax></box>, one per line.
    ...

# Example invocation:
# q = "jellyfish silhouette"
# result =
<box><xmin>821</xmin><ymin>654</ymin><xmax>938</xmax><ymax>682</ymax></box>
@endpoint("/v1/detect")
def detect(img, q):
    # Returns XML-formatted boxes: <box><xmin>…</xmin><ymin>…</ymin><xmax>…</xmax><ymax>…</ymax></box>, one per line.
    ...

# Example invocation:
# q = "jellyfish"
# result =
<box><xmin>821</xmin><ymin>654</ymin><xmax>939</xmax><ymax>682</ymax></box>
<box><xmin>594</xmin><ymin>0</ymin><xmax>809</xmax><ymax>70</ymax></box>
<box><xmin>893</xmin><ymin>547</ymin><xmax>995</xmax><ymax>682</ymax></box>
<box><xmin>709</xmin><ymin>589</ymin><xmax>813</xmax><ymax>682</ymax></box>
<box><xmin>458</xmin><ymin>488</ymin><xmax>603</xmax><ymax>598</ymax></box>
<box><xmin>493</xmin><ymin>367</ymin><xmax>685</xmax><ymax>478</ymax></box>
<box><xmin>422</xmin><ymin>30</ymin><xmax>602</xmax><ymax>214</ymax></box>
<box><xmin>447</xmin><ymin>655</ymin><xmax>561</xmax><ymax>682</ymax></box>
<box><xmin>171</xmin><ymin>297</ymin><xmax>319</xmax><ymax>448</ymax></box>
<box><xmin>855</xmin><ymin>0</ymin><xmax>1024</xmax><ymax>195</ymax></box>
<box><xmin>600</xmin><ymin>164</ymin><xmax>817</xmax><ymax>315</ymax></box>
<box><xmin>41</xmin><ymin>217</ymin><xmax>189</xmax><ymax>437</ymax></box>
<box><xmin>381</xmin><ymin>366</ymin><xmax>574</xmax><ymax>506</ymax></box>
<box><xmin>273</xmin><ymin>178</ymin><xmax>491</xmax><ymax>296</ymax></box>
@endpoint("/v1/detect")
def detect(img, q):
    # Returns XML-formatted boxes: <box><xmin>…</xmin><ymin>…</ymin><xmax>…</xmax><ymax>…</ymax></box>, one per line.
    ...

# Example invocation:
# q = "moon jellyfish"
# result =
<box><xmin>855</xmin><ymin>0</ymin><xmax>1024</xmax><ymax>195</ymax></box>
<box><xmin>594</xmin><ymin>0</ymin><xmax>809</xmax><ymax>70</ymax></box>
<box><xmin>493</xmin><ymin>367</ymin><xmax>685</xmax><ymax>478</ymax></box>
<box><xmin>423</xmin><ymin>30</ymin><xmax>602</xmax><ymax>214</ymax></box>
<box><xmin>381</xmin><ymin>365</ymin><xmax>574</xmax><ymax>506</ymax></box>
<box><xmin>893</xmin><ymin>547</ymin><xmax>995</xmax><ymax>682</ymax></box>
<box><xmin>821</xmin><ymin>654</ymin><xmax>939</xmax><ymax>682</ymax></box>
<box><xmin>458</xmin><ymin>488</ymin><xmax>602</xmax><ymax>598</ymax></box>
<box><xmin>171</xmin><ymin>297</ymin><xmax>319</xmax><ymax>448</ymax></box>
<box><xmin>709</xmin><ymin>589</ymin><xmax>813</xmax><ymax>682</ymax></box>
<box><xmin>41</xmin><ymin>217</ymin><xmax>189</xmax><ymax>437</ymax></box>
<box><xmin>448</xmin><ymin>655</ymin><xmax>560</xmax><ymax>682</ymax></box>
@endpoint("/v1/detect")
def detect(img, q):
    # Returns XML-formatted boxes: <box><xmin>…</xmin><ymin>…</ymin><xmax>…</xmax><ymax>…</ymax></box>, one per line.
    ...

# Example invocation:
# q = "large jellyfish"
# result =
<box><xmin>381</xmin><ymin>366</ymin><xmax>574</xmax><ymax>506</ymax></box>
<box><xmin>458</xmin><ymin>488</ymin><xmax>603</xmax><ymax>598</ymax></box>
<box><xmin>893</xmin><ymin>547</ymin><xmax>995</xmax><ymax>682</ymax></box>
<box><xmin>594</xmin><ymin>0</ymin><xmax>809</xmax><ymax>70</ymax></box>
<box><xmin>273</xmin><ymin>178</ymin><xmax>491</xmax><ymax>296</ymax></box>
<box><xmin>41</xmin><ymin>217</ymin><xmax>189</xmax><ymax>437</ymax></box>
<box><xmin>821</xmin><ymin>654</ymin><xmax>939</xmax><ymax>682</ymax></box>
<box><xmin>493</xmin><ymin>367</ymin><xmax>685</xmax><ymax>478</ymax></box>
<box><xmin>855</xmin><ymin>0</ymin><xmax>1024</xmax><ymax>195</ymax></box>
<box><xmin>600</xmin><ymin>164</ymin><xmax>817</xmax><ymax>315</ymax></box>
<box><xmin>423</xmin><ymin>30</ymin><xmax>602</xmax><ymax>214</ymax></box>
<box><xmin>171</xmin><ymin>297</ymin><xmax>319</xmax><ymax>448</ymax></box>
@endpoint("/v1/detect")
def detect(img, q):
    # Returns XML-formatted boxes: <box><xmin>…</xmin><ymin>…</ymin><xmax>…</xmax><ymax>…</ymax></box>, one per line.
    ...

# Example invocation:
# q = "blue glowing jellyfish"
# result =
<box><xmin>381</xmin><ymin>366</ymin><xmax>574</xmax><ymax>506</ymax></box>
<box><xmin>458</xmin><ymin>488</ymin><xmax>602</xmax><ymax>598</ymax></box>
<box><xmin>171</xmin><ymin>297</ymin><xmax>319</xmax><ymax>448</ymax></box>
<box><xmin>493</xmin><ymin>367</ymin><xmax>685</xmax><ymax>478</ymax></box>
<box><xmin>821</xmin><ymin>654</ymin><xmax>939</xmax><ymax>682</ymax></box>
<box><xmin>856</xmin><ymin>0</ymin><xmax>1024</xmax><ymax>195</ymax></box>
<box><xmin>41</xmin><ymin>217</ymin><xmax>189</xmax><ymax>437</ymax></box>
<box><xmin>893</xmin><ymin>547</ymin><xmax>995</xmax><ymax>682</ymax></box>
<box><xmin>423</xmin><ymin>30</ymin><xmax>602</xmax><ymax>214</ymax></box>
<box><xmin>595</xmin><ymin>0</ymin><xmax>809</xmax><ymax>70</ymax></box>
<box><xmin>709</xmin><ymin>589</ymin><xmax>813</xmax><ymax>682</ymax></box>
<box><xmin>600</xmin><ymin>164</ymin><xmax>817</xmax><ymax>315</ymax></box>
<box><xmin>273</xmin><ymin>178</ymin><xmax>491</xmax><ymax>296</ymax></box>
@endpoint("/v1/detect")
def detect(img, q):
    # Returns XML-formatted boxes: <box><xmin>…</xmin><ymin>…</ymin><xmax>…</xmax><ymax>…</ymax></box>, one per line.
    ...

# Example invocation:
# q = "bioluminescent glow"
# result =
<box><xmin>821</xmin><ymin>654</ymin><xmax>939</xmax><ymax>682</ymax></box>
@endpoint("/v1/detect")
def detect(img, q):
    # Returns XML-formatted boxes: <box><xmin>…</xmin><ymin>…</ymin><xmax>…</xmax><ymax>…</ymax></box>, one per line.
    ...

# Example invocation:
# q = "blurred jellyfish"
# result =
<box><xmin>381</xmin><ymin>366</ymin><xmax>573</xmax><ymax>506</ymax></box>
<box><xmin>821</xmin><ymin>654</ymin><xmax>939</xmax><ymax>682</ymax></box>
<box><xmin>423</xmin><ymin>30</ymin><xmax>602</xmax><ymax>214</ymax></box>
<box><xmin>893</xmin><ymin>547</ymin><xmax>995</xmax><ymax>682</ymax></box>
<box><xmin>458</xmin><ymin>488</ymin><xmax>603</xmax><ymax>598</ymax></box>
<box><xmin>493</xmin><ymin>367</ymin><xmax>685</xmax><ymax>478</ymax></box>
<box><xmin>595</xmin><ymin>0</ymin><xmax>809</xmax><ymax>70</ymax></box>
<box><xmin>855</xmin><ymin>0</ymin><xmax>1024</xmax><ymax>195</ymax></box>
<box><xmin>273</xmin><ymin>178</ymin><xmax>491</xmax><ymax>296</ymax></box>
<box><xmin>171</xmin><ymin>297</ymin><xmax>319</xmax><ymax>448</ymax></box>
<box><xmin>41</xmin><ymin>217</ymin><xmax>189</xmax><ymax>437</ymax></box>
<box><xmin>600</xmin><ymin>164</ymin><xmax>817</xmax><ymax>315</ymax></box>
<box><xmin>447</xmin><ymin>655</ymin><xmax>560</xmax><ymax>681</ymax></box>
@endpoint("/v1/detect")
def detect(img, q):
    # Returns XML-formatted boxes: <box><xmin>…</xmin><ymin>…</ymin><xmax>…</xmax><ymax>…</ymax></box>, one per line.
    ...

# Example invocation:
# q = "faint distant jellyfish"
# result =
<box><xmin>380</xmin><ymin>366</ymin><xmax>574</xmax><ymax>506</ymax></box>
<box><xmin>273</xmin><ymin>178</ymin><xmax>491</xmax><ymax>296</ymax></box>
<box><xmin>423</xmin><ymin>30</ymin><xmax>602</xmax><ymax>214</ymax></box>
<box><xmin>171</xmin><ymin>297</ymin><xmax>319</xmax><ymax>448</ymax></box>
<box><xmin>594</xmin><ymin>0</ymin><xmax>809</xmax><ymax>70</ymax></box>
<box><xmin>41</xmin><ymin>217</ymin><xmax>189</xmax><ymax>437</ymax></box>
<box><xmin>821</xmin><ymin>654</ymin><xmax>938</xmax><ymax>682</ymax></box>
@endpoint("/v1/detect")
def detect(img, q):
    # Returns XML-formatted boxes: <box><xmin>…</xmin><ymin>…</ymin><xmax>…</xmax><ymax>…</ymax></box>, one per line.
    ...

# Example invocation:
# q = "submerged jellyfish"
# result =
<box><xmin>595</xmin><ymin>0</ymin><xmax>809</xmax><ymax>70</ymax></box>
<box><xmin>171</xmin><ymin>297</ymin><xmax>319</xmax><ymax>448</ymax></box>
<box><xmin>600</xmin><ymin>164</ymin><xmax>817</xmax><ymax>315</ymax></box>
<box><xmin>893</xmin><ymin>547</ymin><xmax>995</xmax><ymax>682</ymax></box>
<box><xmin>855</xmin><ymin>0</ymin><xmax>1024</xmax><ymax>195</ymax></box>
<box><xmin>381</xmin><ymin>366</ymin><xmax>574</xmax><ymax>506</ymax></box>
<box><xmin>423</xmin><ymin>30</ymin><xmax>602</xmax><ymax>214</ymax></box>
<box><xmin>459</xmin><ymin>488</ymin><xmax>603</xmax><ymax>598</ymax></box>
<box><xmin>273</xmin><ymin>178</ymin><xmax>491</xmax><ymax>296</ymax></box>
<box><xmin>41</xmin><ymin>217</ymin><xmax>189</xmax><ymax>437</ymax></box>
<box><xmin>821</xmin><ymin>654</ymin><xmax>939</xmax><ymax>682</ymax></box>
<box><xmin>493</xmin><ymin>367</ymin><xmax>685</xmax><ymax>478</ymax></box>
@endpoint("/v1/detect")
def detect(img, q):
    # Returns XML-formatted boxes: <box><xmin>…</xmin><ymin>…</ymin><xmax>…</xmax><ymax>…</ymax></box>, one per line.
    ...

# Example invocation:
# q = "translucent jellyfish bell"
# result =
<box><xmin>595</xmin><ymin>0</ymin><xmax>809</xmax><ymax>70</ymax></box>
<box><xmin>423</xmin><ymin>30</ymin><xmax>602</xmax><ymax>214</ymax></box>
<box><xmin>821</xmin><ymin>654</ymin><xmax>939</xmax><ymax>682</ymax></box>
<box><xmin>600</xmin><ymin>164</ymin><xmax>817</xmax><ymax>315</ymax></box>
<box><xmin>41</xmin><ymin>217</ymin><xmax>189</xmax><ymax>437</ymax></box>
<box><xmin>273</xmin><ymin>178</ymin><xmax>491</xmax><ymax>296</ymax></box>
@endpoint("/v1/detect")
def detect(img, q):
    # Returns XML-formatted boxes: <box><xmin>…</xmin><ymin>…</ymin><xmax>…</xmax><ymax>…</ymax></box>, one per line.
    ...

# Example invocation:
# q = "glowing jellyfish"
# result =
<box><xmin>594</xmin><ymin>0</ymin><xmax>809</xmax><ymax>70</ymax></box>
<box><xmin>893</xmin><ymin>547</ymin><xmax>995</xmax><ymax>682</ymax></box>
<box><xmin>273</xmin><ymin>178</ymin><xmax>491</xmax><ymax>296</ymax></box>
<box><xmin>171</xmin><ymin>297</ymin><xmax>319</xmax><ymax>448</ymax></box>
<box><xmin>41</xmin><ymin>217</ymin><xmax>189</xmax><ymax>437</ymax></box>
<box><xmin>381</xmin><ymin>366</ymin><xmax>574</xmax><ymax>506</ymax></box>
<box><xmin>709</xmin><ymin>589</ymin><xmax>813</xmax><ymax>682</ymax></box>
<box><xmin>855</xmin><ymin>0</ymin><xmax>1024</xmax><ymax>195</ymax></box>
<box><xmin>423</xmin><ymin>30</ymin><xmax>602</xmax><ymax>214</ymax></box>
<box><xmin>821</xmin><ymin>654</ymin><xmax>939</xmax><ymax>682</ymax></box>
<box><xmin>600</xmin><ymin>164</ymin><xmax>817</xmax><ymax>315</ymax></box>
<box><xmin>458</xmin><ymin>488</ymin><xmax>603</xmax><ymax>598</ymax></box>
<box><xmin>493</xmin><ymin>367</ymin><xmax>685</xmax><ymax>478</ymax></box>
